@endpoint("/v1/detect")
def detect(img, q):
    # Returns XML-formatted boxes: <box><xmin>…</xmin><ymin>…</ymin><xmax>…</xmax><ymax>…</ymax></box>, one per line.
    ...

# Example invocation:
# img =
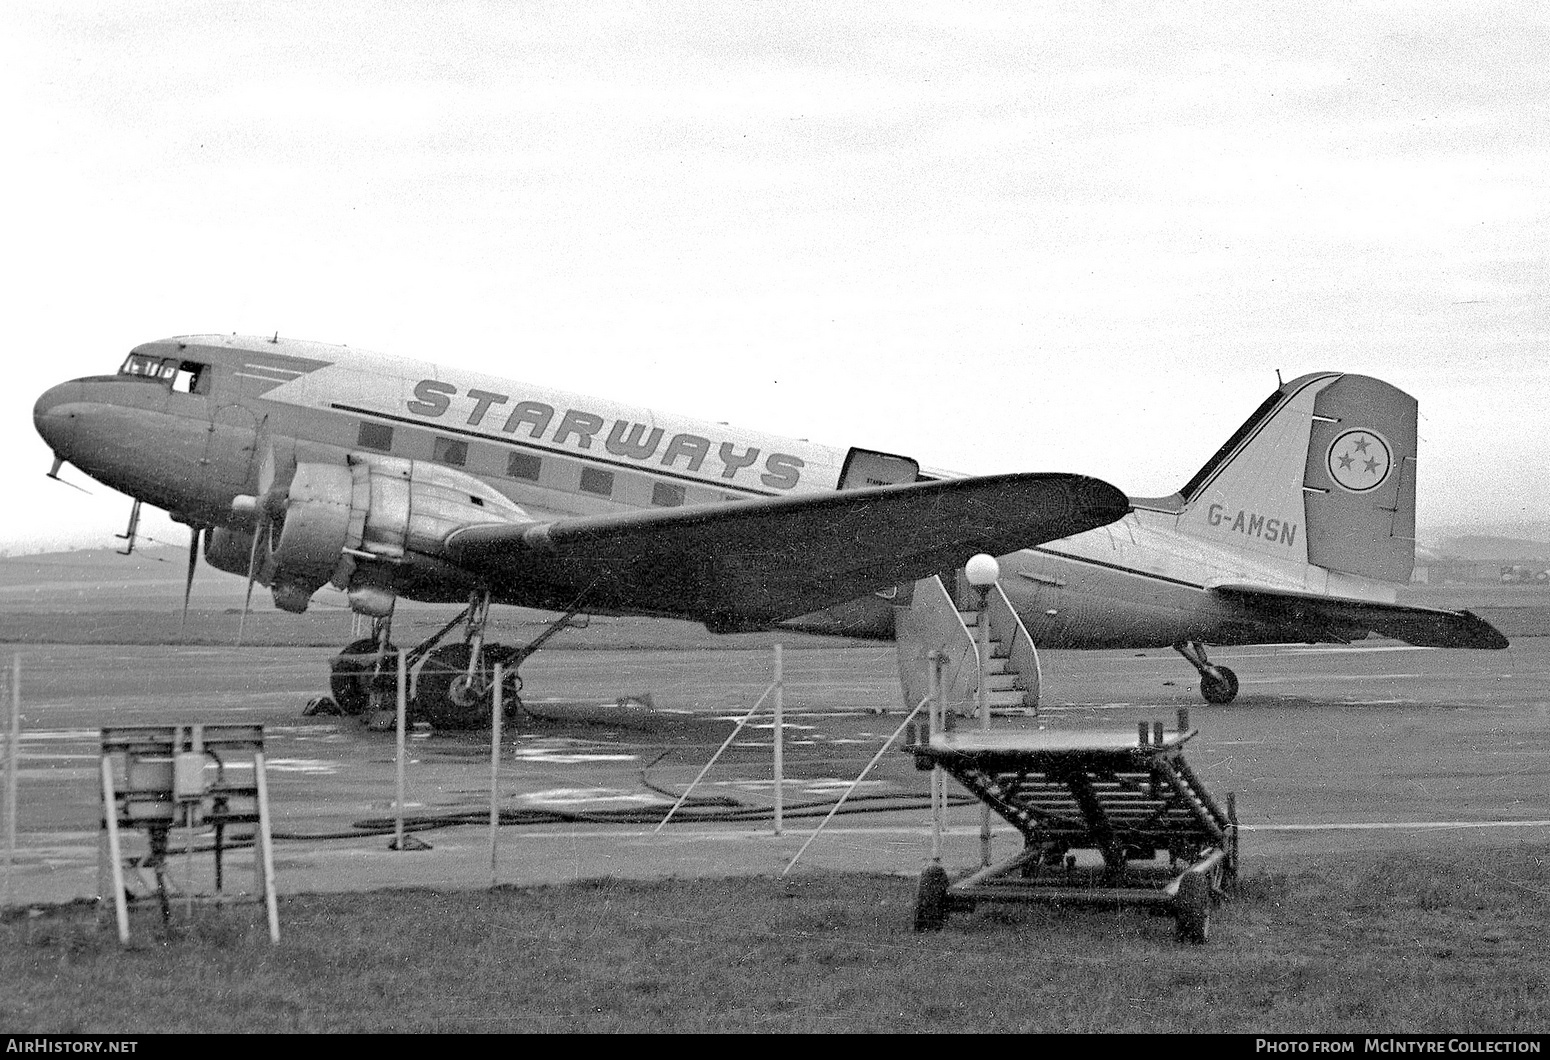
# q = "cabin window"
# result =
<box><xmin>579</xmin><ymin>467</ymin><xmax>614</xmax><ymax>496</ymax></box>
<box><xmin>651</xmin><ymin>482</ymin><xmax>685</xmax><ymax>507</ymax></box>
<box><xmin>433</xmin><ymin>437</ymin><xmax>468</xmax><ymax>467</ymax></box>
<box><xmin>506</xmin><ymin>452</ymin><xmax>541</xmax><ymax>481</ymax></box>
<box><xmin>357</xmin><ymin>422</ymin><xmax>393</xmax><ymax>451</ymax></box>
<box><xmin>172</xmin><ymin>361</ymin><xmax>209</xmax><ymax>395</ymax></box>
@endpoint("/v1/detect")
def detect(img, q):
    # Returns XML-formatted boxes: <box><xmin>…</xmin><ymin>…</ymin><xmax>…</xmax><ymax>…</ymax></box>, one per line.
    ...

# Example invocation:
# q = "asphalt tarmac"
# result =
<box><xmin>3</xmin><ymin>637</ymin><xmax>1548</xmax><ymax>910</ymax></box>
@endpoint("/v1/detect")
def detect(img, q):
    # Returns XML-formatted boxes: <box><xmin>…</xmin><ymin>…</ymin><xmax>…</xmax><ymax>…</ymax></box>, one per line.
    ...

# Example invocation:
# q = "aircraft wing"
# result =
<box><xmin>444</xmin><ymin>472</ymin><xmax>1129</xmax><ymax>630</ymax></box>
<box><xmin>1210</xmin><ymin>584</ymin><xmax>1509</xmax><ymax>650</ymax></box>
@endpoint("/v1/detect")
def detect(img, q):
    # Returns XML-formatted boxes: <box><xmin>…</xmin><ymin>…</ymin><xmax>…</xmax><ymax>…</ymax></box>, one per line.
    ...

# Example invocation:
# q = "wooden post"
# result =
<box><xmin>100</xmin><ymin>756</ymin><xmax>129</xmax><ymax>944</ymax></box>
<box><xmin>254</xmin><ymin>749</ymin><xmax>280</xmax><ymax>943</ymax></box>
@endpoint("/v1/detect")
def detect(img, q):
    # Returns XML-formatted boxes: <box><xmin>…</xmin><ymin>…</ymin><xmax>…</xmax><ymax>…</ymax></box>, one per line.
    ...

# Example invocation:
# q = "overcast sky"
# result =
<box><xmin>4</xmin><ymin>1</ymin><xmax>1547</xmax><ymax>554</ymax></box>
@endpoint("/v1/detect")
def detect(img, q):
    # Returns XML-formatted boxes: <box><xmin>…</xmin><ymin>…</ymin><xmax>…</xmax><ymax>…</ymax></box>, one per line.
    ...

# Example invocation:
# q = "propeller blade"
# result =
<box><xmin>237</xmin><ymin>422</ymin><xmax>281</xmax><ymax>648</ymax></box>
<box><xmin>180</xmin><ymin>527</ymin><xmax>201</xmax><ymax>642</ymax></box>
<box><xmin>256</xmin><ymin>420</ymin><xmax>277</xmax><ymax>495</ymax></box>
<box><xmin>237</xmin><ymin>522</ymin><xmax>264</xmax><ymax>648</ymax></box>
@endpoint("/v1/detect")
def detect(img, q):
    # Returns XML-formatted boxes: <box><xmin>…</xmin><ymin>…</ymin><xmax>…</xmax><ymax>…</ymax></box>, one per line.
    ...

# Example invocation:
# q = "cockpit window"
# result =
<box><xmin>116</xmin><ymin>354</ymin><xmax>210</xmax><ymax>394</ymax></box>
<box><xmin>119</xmin><ymin>353</ymin><xmax>174</xmax><ymax>379</ymax></box>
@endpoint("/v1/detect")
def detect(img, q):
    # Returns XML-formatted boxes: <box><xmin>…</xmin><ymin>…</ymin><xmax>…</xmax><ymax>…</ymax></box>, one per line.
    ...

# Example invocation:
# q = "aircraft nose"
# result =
<box><xmin>33</xmin><ymin>381</ymin><xmax>80</xmax><ymax>456</ymax></box>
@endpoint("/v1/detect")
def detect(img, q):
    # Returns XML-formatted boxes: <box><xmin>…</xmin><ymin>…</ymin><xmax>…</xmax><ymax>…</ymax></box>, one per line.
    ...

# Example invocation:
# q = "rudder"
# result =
<box><xmin>1300</xmin><ymin>374</ymin><xmax>1417</xmax><ymax>582</ymax></box>
<box><xmin>1175</xmin><ymin>372</ymin><xmax>1417</xmax><ymax>583</ymax></box>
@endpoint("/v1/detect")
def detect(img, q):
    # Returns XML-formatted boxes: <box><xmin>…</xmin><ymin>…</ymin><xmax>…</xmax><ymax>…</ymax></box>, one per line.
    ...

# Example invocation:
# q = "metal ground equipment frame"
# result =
<box><xmin>909</xmin><ymin>713</ymin><xmax>1238</xmax><ymax>944</ymax></box>
<box><xmin>98</xmin><ymin>724</ymin><xmax>279</xmax><ymax>943</ymax></box>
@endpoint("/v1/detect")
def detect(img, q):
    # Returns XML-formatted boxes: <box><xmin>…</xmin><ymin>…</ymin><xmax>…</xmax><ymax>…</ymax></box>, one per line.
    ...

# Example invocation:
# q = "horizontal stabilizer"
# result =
<box><xmin>445</xmin><ymin>472</ymin><xmax>1130</xmax><ymax>630</ymax></box>
<box><xmin>1211</xmin><ymin>584</ymin><xmax>1509</xmax><ymax>650</ymax></box>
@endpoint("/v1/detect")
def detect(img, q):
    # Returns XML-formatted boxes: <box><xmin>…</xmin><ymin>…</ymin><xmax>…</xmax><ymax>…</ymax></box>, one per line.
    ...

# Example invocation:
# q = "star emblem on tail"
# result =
<box><xmin>1326</xmin><ymin>429</ymin><xmax>1392</xmax><ymax>492</ymax></box>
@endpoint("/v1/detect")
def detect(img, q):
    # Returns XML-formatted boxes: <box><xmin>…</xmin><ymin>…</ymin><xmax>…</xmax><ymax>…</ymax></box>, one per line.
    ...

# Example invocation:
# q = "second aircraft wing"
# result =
<box><xmin>444</xmin><ymin>472</ymin><xmax>1130</xmax><ymax>631</ymax></box>
<box><xmin>1210</xmin><ymin>584</ymin><xmax>1509</xmax><ymax>650</ymax></box>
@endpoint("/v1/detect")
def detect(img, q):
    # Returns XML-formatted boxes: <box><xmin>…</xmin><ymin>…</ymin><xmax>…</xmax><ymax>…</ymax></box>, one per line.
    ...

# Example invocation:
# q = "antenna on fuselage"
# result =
<box><xmin>44</xmin><ymin>455</ymin><xmax>91</xmax><ymax>495</ymax></box>
<box><xmin>270</xmin><ymin>332</ymin><xmax>279</xmax><ymax>343</ymax></box>
<box><xmin>1276</xmin><ymin>369</ymin><xmax>1283</xmax><ymax>386</ymax></box>
<box><xmin>115</xmin><ymin>499</ymin><xmax>142</xmax><ymax>555</ymax></box>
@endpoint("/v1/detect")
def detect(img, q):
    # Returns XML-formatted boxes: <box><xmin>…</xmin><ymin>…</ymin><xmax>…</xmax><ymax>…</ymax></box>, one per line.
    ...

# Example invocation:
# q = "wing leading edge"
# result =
<box><xmin>445</xmin><ymin>472</ymin><xmax>1130</xmax><ymax>631</ymax></box>
<box><xmin>1211</xmin><ymin>584</ymin><xmax>1509</xmax><ymax>650</ymax></box>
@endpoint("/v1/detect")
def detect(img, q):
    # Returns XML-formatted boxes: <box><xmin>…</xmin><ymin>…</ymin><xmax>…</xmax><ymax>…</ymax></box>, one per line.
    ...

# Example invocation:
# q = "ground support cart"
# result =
<box><xmin>98</xmin><ymin>724</ymin><xmax>279</xmax><ymax>943</ymax></box>
<box><xmin>909</xmin><ymin>723</ymin><xmax>1238</xmax><ymax>943</ymax></box>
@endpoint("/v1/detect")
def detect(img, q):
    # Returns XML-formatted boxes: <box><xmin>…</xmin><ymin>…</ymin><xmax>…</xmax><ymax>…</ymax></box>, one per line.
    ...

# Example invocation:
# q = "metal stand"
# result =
<box><xmin>98</xmin><ymin>724</ymin><xmax>279</xmax><ymax>943</ymax></box>
<box><xmin>909</xmin><ymin>708</ymin><xmax>1238</xmax><ymax>944</ymax></box>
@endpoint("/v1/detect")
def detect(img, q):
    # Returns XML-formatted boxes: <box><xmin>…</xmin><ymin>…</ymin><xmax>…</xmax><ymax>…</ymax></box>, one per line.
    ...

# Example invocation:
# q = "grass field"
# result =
<box><xmin>4</xmin><ymin>845</ymin><xmax>1547</xmax><ymax>1034</ymax></box>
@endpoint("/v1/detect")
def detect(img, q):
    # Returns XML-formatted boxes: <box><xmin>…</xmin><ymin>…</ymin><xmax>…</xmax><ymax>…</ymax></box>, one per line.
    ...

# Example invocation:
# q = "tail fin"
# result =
<box><xmin>1174</xmin><ymin>372</ymin><xmax>1417</xmax><ymax>583</ymax></box>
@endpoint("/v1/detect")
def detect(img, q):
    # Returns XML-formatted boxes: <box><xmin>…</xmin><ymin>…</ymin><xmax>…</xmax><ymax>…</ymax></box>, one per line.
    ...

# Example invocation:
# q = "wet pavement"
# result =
<box><xmin>2</xmin><ymin>638</ymin><xmax>1548</xmax><ymax>909</ymax></box>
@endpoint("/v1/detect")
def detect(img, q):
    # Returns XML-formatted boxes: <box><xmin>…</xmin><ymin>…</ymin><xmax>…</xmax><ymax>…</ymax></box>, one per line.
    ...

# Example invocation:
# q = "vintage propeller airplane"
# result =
<box><xmin>32</xmin><ymin>335</ymin><xmax>1504</xmax><ymax>726</ymax></box>
<box><xmin>30</xmin><ymin>334</ymin><xmax>1129</xmax><ymax>726</ymax></box>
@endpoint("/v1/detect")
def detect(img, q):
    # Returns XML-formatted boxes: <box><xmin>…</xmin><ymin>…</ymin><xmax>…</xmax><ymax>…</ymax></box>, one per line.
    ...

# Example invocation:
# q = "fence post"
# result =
<box><xmin>490</xmin><ymin>662</ymin><xmax>503</xmax><ymax>885</ymax></box>
<box><xmin>773</xmin><ymin>645</ymin><xmax>783</xmax><ymax>837</ymax></box>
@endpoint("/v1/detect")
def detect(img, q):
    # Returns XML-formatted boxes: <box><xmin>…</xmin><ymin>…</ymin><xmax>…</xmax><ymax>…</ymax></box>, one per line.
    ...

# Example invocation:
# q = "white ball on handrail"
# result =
<box><xmin>965</xmin><ymin>553</ymin><xmax>1000</xmax><ymax>587</ymax></box>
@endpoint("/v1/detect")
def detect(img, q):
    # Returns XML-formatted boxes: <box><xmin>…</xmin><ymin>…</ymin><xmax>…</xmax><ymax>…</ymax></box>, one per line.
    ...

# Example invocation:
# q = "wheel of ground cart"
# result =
<box><xmin>413</xmin><ymin>644</ymin><xmax>494</xmax><ymax>729</ymax></box>
<box><xmin>329</xmin><ymin>638</ymin><xmax>396</xmax><ymax>716</ymax></box>
<box><xmin>1175</xmin><ymin>871</ymin><xmax>1212</xmax><ymax>944</ymax></box>
<box><xmin>1200</xmin><ymin>665</ymin><xmax>1239</xmax><ymax>705</ymax></box>
<box><xmin>913</xmin><ymin>865</ymin><xmax>951</xmax><ymax>932</ymax></box>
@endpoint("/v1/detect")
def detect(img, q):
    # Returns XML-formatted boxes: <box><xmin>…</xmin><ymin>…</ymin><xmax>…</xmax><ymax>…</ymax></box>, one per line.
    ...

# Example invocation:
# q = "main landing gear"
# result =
<box><xmin>1174</xmin><ymin>640</ymin><xmax>1239</xmax><ymax>705</ymax></box>
<box><xmin>323</xmin><ymin>590</ymin><xmax>586</xmax><ymax>730</ymax></box>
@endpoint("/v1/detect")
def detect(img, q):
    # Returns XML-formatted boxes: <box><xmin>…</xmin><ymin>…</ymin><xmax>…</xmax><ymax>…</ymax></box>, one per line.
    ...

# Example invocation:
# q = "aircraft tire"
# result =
<box><xmin>1175</xmin><ymin>871</ymin><xmax>1212</xmax><ymax>944</ymax></box>
<box><xmin>330</xmin><ymin>637</ymin><xmax>395</xmax><ymax>716</ymax></box>
<box><xmin>1200</xmin><ymin>666</ymin><xmax>1239</xmax><ymax>705</ymax></box>
<box><xmin>913</xmin><ymin>864</ymin><xmax>951</xmax><ymax>932</ymax></box>
<box><xmin>414</xmin><ymin>644</ymin><xmax>490</xmax><ymax>729</ymax></box>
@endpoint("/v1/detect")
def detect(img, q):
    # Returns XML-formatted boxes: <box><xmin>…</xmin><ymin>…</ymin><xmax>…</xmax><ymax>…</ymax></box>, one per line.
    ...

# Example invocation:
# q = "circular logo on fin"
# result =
<box><xmin>1326</xmin><ymin>429</ymin><xmax>1392</xmax><ymax>493</ymax></box>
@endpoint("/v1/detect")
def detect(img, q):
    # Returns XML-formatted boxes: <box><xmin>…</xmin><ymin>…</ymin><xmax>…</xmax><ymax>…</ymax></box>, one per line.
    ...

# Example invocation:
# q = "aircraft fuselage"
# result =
<box><xmin>33</xmin><ymin>334</ymin><xmax>1400</xmax><ymax>647</ymax></box>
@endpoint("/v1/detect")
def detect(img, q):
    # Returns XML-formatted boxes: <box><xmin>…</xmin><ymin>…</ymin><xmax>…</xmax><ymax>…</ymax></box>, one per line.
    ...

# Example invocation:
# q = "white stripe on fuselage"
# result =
<box><xmin>245</xmin><ymin>340</ymin><xmax>851</xmax><ymax>500</ymax></box>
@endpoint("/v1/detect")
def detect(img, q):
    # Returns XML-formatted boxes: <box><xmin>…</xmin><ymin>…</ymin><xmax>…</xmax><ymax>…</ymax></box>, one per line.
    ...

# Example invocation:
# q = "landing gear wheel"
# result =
<box><xmin>498</xmin><ymin>666</ymin><xmax>524</xmax><ymax>722</ymax></box>
<box><xmin>1200</xmin><ymin>665</ymin><xmax>1239</xmax><ymax>705</ymax></box>
<box><xmin>913</xmin><ymin>864</ymin><xmax>951</xmax><ymax>932</ymax></box>
<box><xmin>413</xmin><ymin>644</ymin><xmax>490</xmax><ymax>729</ymax></box>
<box><xmin>330</xmin><ymin>637</ymin><xmax>396</xmax><ymax>716</ymax></box>
<box><xmin>1175</xmin><ymin>871</ymin><xmax>1213</xmax><ymax>944</ymax></box>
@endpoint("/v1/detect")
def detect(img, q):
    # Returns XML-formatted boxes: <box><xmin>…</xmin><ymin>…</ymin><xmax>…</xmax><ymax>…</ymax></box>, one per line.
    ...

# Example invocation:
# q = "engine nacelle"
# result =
<box><xmin>262</xmin><ymin>454</ymin><xmax>533</xmax><ymax>614</ymax></box>
<box><xmin>204</xmin><ymin>526</ymin><xmax>258</xmax><ymax>577</ymax></box>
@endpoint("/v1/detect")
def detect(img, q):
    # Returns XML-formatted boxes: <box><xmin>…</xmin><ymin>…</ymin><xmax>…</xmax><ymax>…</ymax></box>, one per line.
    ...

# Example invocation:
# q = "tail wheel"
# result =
<box><xmin>1200</xmin><ymin>665</ymin><xmax>1239</xmax><ymax>705</ymax></box>
<box><xmin>413</xmin><ymin>644</ymin><xmax>493</xmax><ymax>729</ymax></box>
<box><xmin>329</xmin><ymin>637</ymin><xmax>396</xmax><ymax>716</ymax></box>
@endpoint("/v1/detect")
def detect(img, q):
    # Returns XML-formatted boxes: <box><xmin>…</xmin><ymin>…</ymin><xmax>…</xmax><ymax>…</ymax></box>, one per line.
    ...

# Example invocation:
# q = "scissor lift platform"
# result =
<box><xmin>909</xmin><ymin>722</ymin><xmax>1238</xmax><ymax>943</ymax></box>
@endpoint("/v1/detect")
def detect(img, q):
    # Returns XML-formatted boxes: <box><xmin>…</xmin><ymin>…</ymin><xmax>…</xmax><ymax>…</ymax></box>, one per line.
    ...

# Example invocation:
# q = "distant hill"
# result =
<box><xmin>1433</xmin><ymin>536</ymin><xmax>1550</xmax><ymax>562</ymax></box>
<box><xmin>0</xmin><ymin>544</ymin><xmax>274</xmax><ymax>612</ymax></box>
<box><xmin>1421</xmin><ymin>522</ymin><xmax>1550</xmax><ymax>551</ymax></box>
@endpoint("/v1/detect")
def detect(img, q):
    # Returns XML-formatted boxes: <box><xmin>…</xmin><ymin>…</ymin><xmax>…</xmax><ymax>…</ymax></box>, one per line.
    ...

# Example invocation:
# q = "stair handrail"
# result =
<box><xmin>894</xmin><ymin>574</ymin><xmax>977</xmax><ymax>718</ymax></box>
<box><xmin>984</xmin><ymin>581</ymin><xmax>1042</xmax><ymax>712</ymax></box>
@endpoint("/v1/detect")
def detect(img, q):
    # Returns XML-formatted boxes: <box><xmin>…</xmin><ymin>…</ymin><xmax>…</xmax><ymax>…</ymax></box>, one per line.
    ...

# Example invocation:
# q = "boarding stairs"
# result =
<box><xmin>894</xmin><ymin>572</ymin><xmax>1042</xmax><ymax>719</ymax></box>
